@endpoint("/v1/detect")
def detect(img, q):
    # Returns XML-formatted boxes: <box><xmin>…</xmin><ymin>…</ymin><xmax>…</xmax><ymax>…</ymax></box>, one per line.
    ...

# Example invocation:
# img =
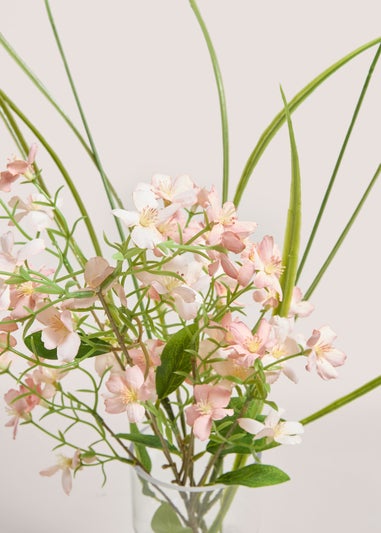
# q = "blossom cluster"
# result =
<box><xmin>0</xmin><ymin>150</ymin><xmax>346</xmax><ymax>493</ymax></box>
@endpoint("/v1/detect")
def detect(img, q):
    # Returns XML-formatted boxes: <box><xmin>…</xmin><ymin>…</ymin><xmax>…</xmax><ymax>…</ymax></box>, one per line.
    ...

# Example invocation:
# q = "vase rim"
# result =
<box><xmin>134</xmin><ymin>465</ymin><xmax>226</xmax><ymax>493</ymax></box>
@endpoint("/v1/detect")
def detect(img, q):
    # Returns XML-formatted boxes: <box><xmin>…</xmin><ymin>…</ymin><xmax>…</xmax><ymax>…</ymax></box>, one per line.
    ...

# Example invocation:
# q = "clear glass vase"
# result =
<box><xmin>130</xmin><ymin>460</ymin><xmax>262</xmax><ymax>533</ymax></box>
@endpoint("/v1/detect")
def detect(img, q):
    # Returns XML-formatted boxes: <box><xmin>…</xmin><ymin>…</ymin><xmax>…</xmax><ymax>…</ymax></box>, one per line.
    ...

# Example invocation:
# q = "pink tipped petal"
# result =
<box><xmin>61</xmin><ymin>468</ymin><xmax>72</xmax><ymax>495</ymax></box>
<box><xmin>207</xmin><ymin>386</ymin><xmax>231</xmax><ymax>409</ymax></box>
<box><xmin>275</xmin><ymin>434</ymin><xmax>302</xmax><ymax>445</ymax></box>
<box><xmin>40</xmin><ymin>465</ymin><xmax>60</xmax><ymax>477</ymax></box>
<box><xmin>125</xmin><ymin>366</ymin><xmax>145</xmax><ymax>390</ymax></box>
<box><xmin>17</xmin><ymin>238</ymin><xmax>45</xmax><ymax>263</ymax></box>
<box><xmin>126</xmin><ymin>402</ymin><xmax>145</xmax><ymax>423</ymax></box>
<box><xmin>104</xmin><ymin>396</ymin><xmax>126</xmax><ymax>414</ymax></box>
<box><xmin>193</xmin><ymin>414</ymin><xmax>212</xmax><ymax>441</ymax></box>
<box><xmin>324</xmin><ymin>348</ymin><xmax>346</xmax><ymax>367</ymax></box>
<box><xmin>112</xmin><ymin>209</ymin><xmax>140</xmax><ymax>227</ymax></box>
<box><xmin>131</xmin><ymin>226</ymin><xmax>162</xmax><ymax>249</ymax></box>
<box><xmin>56</xmin><ymin>332</ymin><xmax>81</xmax><ymax>362</ymax></box>
<box><xmin>105</xmin><ymin>374</ymin><xmax>125</xmax><ymax>394</ymax></box>
<box><xmin>185</xmin><ymin>405</ymin><xmax>199</xmax><ymax>426</ymax></box>
<box><xmin>133</xmin><ymin>184</ymin><xmax>158</xmax><ymax>211</ymax></box>
<box><xmin>212</xmin><ymin>407</ymin><xmax>234</xmax><ymax>420</ymax></box>
<box><xmin>238</xmin><ymin>418</ymin><xmax>265</xmax><ymax>435</ymax></box>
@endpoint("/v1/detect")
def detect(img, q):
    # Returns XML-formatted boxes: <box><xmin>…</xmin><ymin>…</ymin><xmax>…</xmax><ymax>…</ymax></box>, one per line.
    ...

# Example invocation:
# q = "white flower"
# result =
<box><xmin>238</xmin><ymin>408</ymin><xmax>304</xmax><ymax>445</ymax></box>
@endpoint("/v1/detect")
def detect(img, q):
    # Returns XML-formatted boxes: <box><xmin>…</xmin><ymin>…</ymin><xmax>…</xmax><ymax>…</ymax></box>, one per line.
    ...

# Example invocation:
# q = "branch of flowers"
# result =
<box><xmin>233</xmin><ymin>36</ymin><xmax>381</xmax><ymax>207</ymax></box>
<box><xmin>0</xmin><ymin>89</ymin><xmax>103</xmax><ymax>258</ymax></box>
<box><xmin>296</xmin><ymin>44</ymin><xmax>381</xmax><ymax>282</ymax></box>
<box><xmin>43</xmin><ymin>0</ymin><xmax>126</xmax><ymax>244</ymax></box>
<box><xmin>300</xmin><ymin>375</ymin><xmax>381</xmax><ymax>426</ymax></box>
<box><xmin>304</xmin><ymin>163</ymin><xmax>381</xmax><ymax>299</ymax></box>
<box><xmin>189</xmin><ymin>0</ymin><xmax>230</xmax><ymax>202</ymax></box>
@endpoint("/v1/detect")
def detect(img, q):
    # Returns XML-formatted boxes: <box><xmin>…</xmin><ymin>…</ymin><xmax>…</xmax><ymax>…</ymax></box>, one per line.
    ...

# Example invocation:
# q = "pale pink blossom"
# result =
<box><xmin>0</xmin><ymin>332</ymin><xmax>16</xmax><ymax>370</ymax></box>
<box><xmin>227</xmin><ymin>318</ymin><xmax>272</xmax><ymax>366</ymax></box>
<box><xmin>0</xmin><ymin>231</ymin><xmax>45</xmax><ymax>272</ymax></box>
<box><xmin>136</xmin><ymin>255</ymin><xmax>207</xmax><ymax>320</ymax></box>
<box><xmin>9</xmin><ymin>272</ymin><xmax>50</xmax><ymax>319</ymax></box>
<box><xmin>84</xmin><ymin>256</ymin><xmax>115</xmax><ymax>289</ymax></box>
<box><xmin>104</xmin><ymin>365</ymin><xmax>155</xmax><ymax>422</ymax></box>
<box><xmin>8</xmin><ymin>194</ymin><xmax>54</xmax><ymax>231</ymax></box>
<box><xmin>151</xmin><ymin>173</ymin><xmax>198</xmax><ymax>207</ymax></box>
<box><xmin>4</xmin><ymin>377</ymin><xmax>42</xmax><ymax>438</ymax></box>
<box><xmin>40</xmin><ymin>449</ymin><xmax>81</xmax><ymax>495</ymax></box>
<box><xmin>185</xmin><ymin>384</ymin><xmax>234</xmax><ymax>441</ymax></box>
<box><xmin>288</xmin><ymin>286</ymin><xmax>314</xmax><ymax>317</ymax></box>
<box><xmin>262</xmin><ymin>316</ymin><xmax>300</xmax><ymax>384</ymax></box>
<box><xmin>113</xmin><ymin>183</ymin><xmax>177</xmax><ymax>249</ymax></box>
<box><xmin>36</xmin><ymin>307</ymin><xmax>81</xmax><ymax>362</ymax></box>
<box><xmin>95</xmin><ymin>352</ymin><xmax>121</xmax><ymax>377</ymax></box>
<box><xmin>238</xmin><ymin>408</ymin><xmax>304</xmax><ymax>445</ymax></box>
<box><xmin>0</xmin><ymin>144</ymin><xmax>37</xmax><ymax>192</ymax></box>
<box><xmin>245</xmin><ymin>236</ymin><xmax>283</xmax><ymax>297</ymax></box>
<box><xmin>306</xmin><ymin>325</ymin><xmax>346</xmax><ymax>380</ymax></box>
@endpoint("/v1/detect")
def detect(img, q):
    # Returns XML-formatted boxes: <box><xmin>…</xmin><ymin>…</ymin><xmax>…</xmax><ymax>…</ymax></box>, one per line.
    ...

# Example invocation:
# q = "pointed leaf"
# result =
<box><xmin>116</xmin><ymin>432</ymin><xmax>180</xmax><ymax>455</ymax></box>
<box><xmin>216</xmin><ymin>463</ymin><xmax>290</xmax><ymax>488</ymax></box>
<box><xmin>156</xmin><ymin>324</ymin><xmax>198</xmax><ymax>399</ymax></box>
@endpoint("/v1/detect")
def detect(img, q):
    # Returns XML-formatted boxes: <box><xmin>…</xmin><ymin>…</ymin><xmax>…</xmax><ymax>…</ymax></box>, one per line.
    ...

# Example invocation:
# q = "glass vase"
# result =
<box><xmin>130</xmin><ymin>459</ymin><xmax>262</xmax><ymax>533</ymax></box>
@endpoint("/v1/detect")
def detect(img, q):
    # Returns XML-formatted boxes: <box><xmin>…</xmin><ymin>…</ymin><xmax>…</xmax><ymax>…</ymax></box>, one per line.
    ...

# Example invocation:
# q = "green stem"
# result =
<box><xmin>0</xmin><ymin>31</ymin><xmax>124</xmax><ymax>210</ymax></box>
<box><xmin>189</xmin><ymin>0</ymin><xmax>229</xmax><ymax>202</ymax></box>
<box><xmin>0</xmin><ymin>89</ymin><xmax>102</xmax><ymax>258</ymax></box>
<box><xmin>44</xmin><ymin>0</ymin><xmax>125</xmax><ymax>242</ymax></box>
<box><xmin>297</xmin><ymin>44</ymin><xmax>381</xmax><ymax>282</ymax></box>
<box><xmin>233</xmin><ymin>37</ymin><xmax>381</xmax><ymax>207</ymax></box>
<box><xmin>276</xmin><ymin>87</ymin><xmax>301</xmax><ymax>317</ymax></box>
<box><xmin>300</xmin><ymin>375</ymin><xmax>381</xmax><ymax>426</ymax></box>
<box><xmin>304</xmin><ymin>163</ymin><xmax>381</xmax><ymax>299</ymax></box>
<box><xmin>208</xmin><ymin>454</ymin><xmax>248</xmax><ymax>533</ymax></box>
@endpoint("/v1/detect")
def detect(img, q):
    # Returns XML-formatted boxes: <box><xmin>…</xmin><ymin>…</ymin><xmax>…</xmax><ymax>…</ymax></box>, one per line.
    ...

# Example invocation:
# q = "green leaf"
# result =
<box><xmin>156</xmin><ymin>324</ymin><xmax>198</xmax><ymax>399</ymax></box>
<box><xmin>24</xmin><ymin>330</ymin><xmax>113</xmax><ymax>360</ymax></box>
<box><xmin>276</xmin><ymin>87</ymin><xmax>301</xmax><ymax>318</ymax></box>
<box><xmin>216</xmin><ymin>463</ymin><xmax>290</xmax><ymax>488</ymax></box>
<box><xmin>233</xmin><ymin>37</ymin><xmax>381</xmax><ymax>207</ymax></box>
<box><xmin>151</xmin><ymin>503</ymin><xmax>192</xmax><ymax>533</ymax></box>
<box><xmin>128</xmin><ymin>423</ymin><xmax>152</xmax><ymax>473</ymax></box>
<box><xmin>116</xmin><ymin>432</ymin><xmax>180</xmax><ymax>455</ymax></box>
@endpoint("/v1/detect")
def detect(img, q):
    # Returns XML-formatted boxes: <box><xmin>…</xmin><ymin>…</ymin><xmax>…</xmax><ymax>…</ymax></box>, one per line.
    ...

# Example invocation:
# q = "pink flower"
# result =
<box><xmin>84</xmin><ymin>256</ymin><xmax>115</xmax><ymax>289</ymax></box>
<box><xmin>36</xmin><ymin>307</ymin><xmax>81</xmax><ymax>362</ymax></box>
<box><xmin>306</xmin><ymin>325</ymin><xmax>346</xmax><ymax>380</ymax></box>
<box><xmin>185</xmin><ymin>384</ymin><xmax>234</xmax><ymax>441</ymax></box>
<box><xmin>40</xmin><ymin>450</ymin><xmax>81</xmax><ymax>495</ymax></box>
<box><xmin>104</xmin><ymin>365</ymin><xmax>155</xmax><ymax>422</ymax></box>
<box><xmin>136</xmin><ymin>255</ymin><xmax>207</xmax><ymax>320</ymax></box>
<box><xmin>8</xmin><ymin>194</ymin><xmax>54</xmax><ymax>231</ymax></box>
<box><xmin>246</xmin><ymin>236</ymin><xmax>283</xmax><ymax>297</ymax></box>
<box><xmin>238</xmin><ymin>408</ymin><xmax>304</xmax><ymax>445</ymax></box>
<box><xmin>0</xmin><ymin>144</ymin><xmax>37</xmax><ymax>192</ymax></box>
<box><xmin>227</xmin><ymin>318</ymin><xmax>272</xmax><ymax>366</ymax></box>
<box><xmin>0</xmin><ymin>231</ymin><xmax>45</xmax><ymax>272</ymax></box>
<box><xmin>151</xmin><ymin>173</ymin><xmax>198</xmax><ymax>207</ymax></box>
<box><xmin>288</xmin><ymin>287</ymin><xmax>314</xmax><ymax>318</ymax></box>
<box><xmin>113</xmin><ymin>183</ymin><xmax>177</xmax><ymax>249</ymax></box>
<box><xmin>4</xmin><ymin>377</ymin><xmax>42</xmax><ymax>438</ymax></box>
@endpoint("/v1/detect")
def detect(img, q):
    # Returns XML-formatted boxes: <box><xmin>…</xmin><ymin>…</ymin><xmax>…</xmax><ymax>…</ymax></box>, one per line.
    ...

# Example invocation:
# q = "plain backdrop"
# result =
<box><xmin>0</xmin><ymin>1</ymin><xmax>380</xmax><ymax>532</ymax></box>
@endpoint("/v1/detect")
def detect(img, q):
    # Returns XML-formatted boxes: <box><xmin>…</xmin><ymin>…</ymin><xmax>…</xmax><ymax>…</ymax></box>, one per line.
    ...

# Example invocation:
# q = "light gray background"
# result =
<box><xmin>0</xmin><ymin>1</ymin><xmax>380</xmax><ymax>532</ymax></box>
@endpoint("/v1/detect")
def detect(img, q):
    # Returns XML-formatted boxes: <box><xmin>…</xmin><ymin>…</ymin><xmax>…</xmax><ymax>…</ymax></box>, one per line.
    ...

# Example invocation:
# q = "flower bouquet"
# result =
<box><xmin>0</xmin><ymin>2</ymin><xmax>380</xmax><ymax>532</ymax></box>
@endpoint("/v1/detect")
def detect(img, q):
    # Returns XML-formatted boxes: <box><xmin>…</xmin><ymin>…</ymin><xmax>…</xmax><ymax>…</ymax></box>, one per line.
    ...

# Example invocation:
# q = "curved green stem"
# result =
<box><xmin>44</xmin><ymin>0</ymin><xmax>125</xmax><ymax>242</ymax></box>
<box><xmin>0</xmin><ymin>89</ymin><xmax>102</xmax><ymax>258</ymax></box>
<box><xmin>300</xmin><ymin>375</ymin><xmax>381</xmax><ymax>425</ymax></box>
<box><xmin>233</xmin><ymin>36</ymin><xmax>381</xmax><ymax>207</ymax></box>
<box><xmin>189</xmin><ymin>0</ymin><xmax>229</xmax><ymax>202</ymax></box>
<box><xmin>304</xmin><ymin>163</ymin><xmax>381</xmax><ymax>299</ymax></box>
<box><xmin>297</xmin><ymin>44</ymin><xmax>381</xmax><ymax>282</ymax></box>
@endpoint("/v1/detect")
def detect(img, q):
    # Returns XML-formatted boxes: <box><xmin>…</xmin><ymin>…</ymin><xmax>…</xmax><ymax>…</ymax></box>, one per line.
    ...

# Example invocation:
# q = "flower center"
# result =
<box><xmin>18</xmin><ymin>281</ymin><xmax>35</xmax><ymax>296</ymax></box>
<box><xmin>246</xmin><ymin>335</ymin><xmax>262</xmax><ymax>353</ymax></box>
<box><xmin>139</xmin><ymin>206</ymin><xmax>158</xmax><ymax>227</ymax></box>
<box><xmin>122</xmin><ymin>387</ymin><xmax>138</xmax><ymax>405</ymax></box>
<box><xmin>197</xmin><ymin>400</ymin><xmax>212</xmax><ymax>416</ymax></box>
